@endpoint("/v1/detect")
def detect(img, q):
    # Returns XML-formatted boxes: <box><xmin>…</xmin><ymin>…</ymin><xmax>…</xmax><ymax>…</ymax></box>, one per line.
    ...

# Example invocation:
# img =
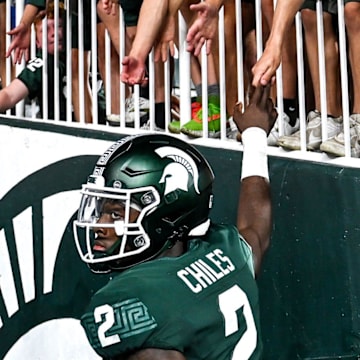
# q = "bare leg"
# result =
<box><xmin>97</xmin><ymin>22</ymin><xmax>122</xmax><ymax>115</ymax></box>
<box><xmin>243</xmin><ymin>29</ymin><xmax>257</xmax><ymax>102</ymax></box>
<box><xmin>71</xmin><ymin>49</ymin><xmax>93</xmax><ymax>123</ymax></box>
<box><xmin>301</xmin><ymin>9</ymin><xmax>342</xmax><ymax>116</ymax></box>
<box><xmin>0</xmin><ymin>3</ymin><xmax>6</xmax><ymax>87</ymax></box>
<box><xmin>97</xmin><ymin>1</ymin><xmax>121</xmax><ymax>55</ymax></box>
<box><xmin>225</xmin><ymin>0</ymin><xmax>252</xmax><ymax>115</ymax></box>
<box><xmin>262</xmin><ymin>0</ymin><xmax>297</xmax><ymax>114</ymax></box>
<box><xmin>344</xmin><ymin>2</ymin><xmax>360</xmax><ymax>114</ymax></box>
<box><xmin>181</xmin><ymin>0</ymin><xmax>220</xmax><ymax>99</ymax></box>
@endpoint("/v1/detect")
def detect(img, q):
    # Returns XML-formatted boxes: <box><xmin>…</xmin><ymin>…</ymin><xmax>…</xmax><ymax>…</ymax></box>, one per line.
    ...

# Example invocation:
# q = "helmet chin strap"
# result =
<box><xmin>167</xmin><ymin>225</ymin><xmax>190</xmax><ymax>243</ymax></box>
<box><xmin>88</xmin><ymin>261</ymin><xmax>112</xmax><ymax>274</ymax></box>
<box><xmin>104</xmin><ymin>238</ymin><xmax>122</xmax><ymax>255</ymax></box>
<box><xmin>90</xmin><ymin>238</ymin><xmax>122</xmax><ymax>273</ymax></box>
<box><xmin>91</xmin><ymin>237</ymin><xmax>122</xmax><ymax>260</ymax></box>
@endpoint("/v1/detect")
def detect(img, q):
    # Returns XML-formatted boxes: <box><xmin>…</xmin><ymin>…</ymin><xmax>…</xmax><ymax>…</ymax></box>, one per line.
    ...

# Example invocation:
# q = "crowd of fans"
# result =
<box><xmin>0</xmin><ymin>0</ymin><xmax>359</xmax><ymax>158</ymax></box>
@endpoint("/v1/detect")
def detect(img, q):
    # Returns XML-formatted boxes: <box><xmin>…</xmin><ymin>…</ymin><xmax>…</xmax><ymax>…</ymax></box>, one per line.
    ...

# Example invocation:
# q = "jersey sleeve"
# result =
<box><xmin>17</xmin><ymin>57</ymin><xmax>44</xmax><ymax>100</ymax></box>
<box><xmin>80</xmin><ymin>285</ymin><xmax>187</xmax><ymax>358</ymax></box>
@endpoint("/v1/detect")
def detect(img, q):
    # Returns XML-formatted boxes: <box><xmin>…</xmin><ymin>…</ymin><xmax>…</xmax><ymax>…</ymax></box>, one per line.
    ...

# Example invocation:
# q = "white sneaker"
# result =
<box><xmin>277</xmin><ymin>110</ymin><xmax>343</xmax><ymax>151</ymax></box>
<box><xmin>117</xmin><ymin>95</ymin><xmax>150</xmax><ymax>126</ymax></box>
<box><xmin>277</xmin><ymin>110</ymin><xmax>318</xmax><ymax>150</ymax></box>
<box><xmin>107</xmin><ymin>112</ymin><xmax>147</xmax><ymax>126</ymax></box>
<box><xmin>306</xmin><ymin>113</ymin><xmax>343</xmax><ymax>150</ymax></box>
<box><xmin>320</xmin><ymin>114</ymin><xmax>360</xmax><ymax>157</ymax></box>
<box><xmin>140</xmin><ymin>120</ymin><xmax>164</xmax><ymax>132</ymax></box>
<box><xmin>277</xmin><ymin>130</ymin><xmax>301</xmax><ymax>150</ymax></box>
<box><xmin>106</xmin><ymin>114</ymin><xmax>122</xmax><ymax>126</ymax></box>
<box><xmin>267</xmin><ymin>112</ymin><xmax>300</xmax><ymax>146</ymax></box>
<box><xmin>125</xmin><ymin>95</ymin><xmax>150</xmax><ymax>113</ymax></box>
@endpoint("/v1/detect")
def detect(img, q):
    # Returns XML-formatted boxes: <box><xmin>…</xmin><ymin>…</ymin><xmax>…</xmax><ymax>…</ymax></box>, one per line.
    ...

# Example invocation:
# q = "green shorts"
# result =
<box><xmin>302</xmin><ymin>0</ymin><xmax>360</xmax><ymax>14</ymax></box>
<box><xmin>71</xmin><ymin>0</ymin><xmax>100</xmax><ymax>50</ymax></box>
<box><xmin>119</xmin><ymin>0</ymin><xmax>143</xmax><ymax>26</ymax></box>
<box><xmin>301</xmin><ymin>0</ymin><xmax>338</xmax><ymax>14</ymax></box>
<box><xmin>71</xmin><ymin>12</ymin><xmax>92</xmax><ymax>50</ymax></box>
<box><xmin>26</xmin><ymin>0</ymin><xmax>46</xmax><ymax>8</ymax></box>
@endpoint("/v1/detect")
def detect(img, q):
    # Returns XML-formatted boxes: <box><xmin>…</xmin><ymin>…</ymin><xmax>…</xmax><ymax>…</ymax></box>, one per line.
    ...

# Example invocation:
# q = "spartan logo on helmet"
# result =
<box><xmin>155</xmin><ymin>146</ymin><xmax>200</xmax><ymax>196</ymax></box>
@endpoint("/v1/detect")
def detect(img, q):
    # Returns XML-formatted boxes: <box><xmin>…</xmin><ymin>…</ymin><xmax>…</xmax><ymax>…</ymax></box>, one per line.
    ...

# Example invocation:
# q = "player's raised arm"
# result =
<box><xmin>232</xmin><ymin>85</ymin><xmax>277</xmax><ymax>275</ymax></box>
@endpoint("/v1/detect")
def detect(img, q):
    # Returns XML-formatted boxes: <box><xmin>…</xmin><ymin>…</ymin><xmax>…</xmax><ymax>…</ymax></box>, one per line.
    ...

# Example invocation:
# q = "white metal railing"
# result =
<box><xmin>1</xmin><ymin>0</ymin><xmax>360</xmax><ymax>167</ymax></box>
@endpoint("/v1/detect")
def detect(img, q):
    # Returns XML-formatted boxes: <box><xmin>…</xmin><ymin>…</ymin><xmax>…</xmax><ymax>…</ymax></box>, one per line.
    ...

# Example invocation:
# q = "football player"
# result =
<box><xmin>74</xmin><ymin>84</ymin><xmax>277</xmax><ymax>359</ymax></box>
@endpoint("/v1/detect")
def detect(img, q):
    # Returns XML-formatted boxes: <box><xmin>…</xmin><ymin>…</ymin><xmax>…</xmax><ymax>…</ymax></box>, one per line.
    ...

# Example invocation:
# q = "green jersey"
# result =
<box><xmin>17</xmin><ymin>50</ymin><xmax>67</xmax><ymax>120</ymax></box>
<box><xmin>81</xmin><ymin>223</ymin><xmax>263</xmax><ymax>359</ymax></box>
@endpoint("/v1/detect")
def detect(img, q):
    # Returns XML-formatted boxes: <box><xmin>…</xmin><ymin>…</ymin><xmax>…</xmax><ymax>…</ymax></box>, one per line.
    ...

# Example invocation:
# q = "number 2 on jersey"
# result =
<box><xmin>95</xmin><ymin>304</ymin><xmax>121</xmax><ymax>347</ymax></box>
<box><xmin>218</xmin><ymin>285</ymin><xmax>257</xmax><ymax>359</ymax></box>
<box><xmin>26</xmin><ymin>58</ymin><xmax>44</xmax><ymax>72</ymax></box>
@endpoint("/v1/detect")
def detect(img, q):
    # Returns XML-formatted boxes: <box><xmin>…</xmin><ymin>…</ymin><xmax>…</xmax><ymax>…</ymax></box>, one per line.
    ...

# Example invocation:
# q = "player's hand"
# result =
<box><xmin>233</xmin><ymin>84</ymin><xmax>277</xmax><ymax>136</ymax></box>
<box><xmin>100</xmin><ymin>0</ymin><xmax>117</xmax><ymax>15</ymax></box>
<box><xmin>154</xmin><ymin>15</ymin><xmax>177</xmax><ymax>62</ymax></box>
<box><xmin>186</xmin><ymin>2</ymin><xmax>218</xmax><ymax>56</ymax></box>
<box><xmin>251</xmin><ymin>45</ymin><xmax>281</xmax><ymax>86</ymax></box>
<box><xmin>120</xmin><ymin>56</ymin><xmax>148</xmax><ymax>87</ymax></box>
<box><xmin>6</xmin><ymin>22</ymin><xmax>31</xmax><ymax>63</ymax></box>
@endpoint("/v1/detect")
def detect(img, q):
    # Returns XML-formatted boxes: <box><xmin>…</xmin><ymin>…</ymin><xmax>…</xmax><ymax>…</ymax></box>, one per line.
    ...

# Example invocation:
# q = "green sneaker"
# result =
<box><xmin>168</xmin><ymin>120</ymin><xmax>181</xmax><ymax>134</ymax></box>
<box><xmin>181</xmin><ymin>96</ymin><xmax>225</xmax><ymax>138</ymax></box>
<box><xmin>168</xmin><ymin>102</ymin><xmax>202</xmax><ymax>134</ymax></box>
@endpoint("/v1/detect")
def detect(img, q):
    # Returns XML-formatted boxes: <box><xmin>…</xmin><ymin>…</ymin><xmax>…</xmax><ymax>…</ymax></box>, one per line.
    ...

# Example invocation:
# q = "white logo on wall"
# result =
<box><xmin>0</xmin><ymin>190</ymin><xmax>100</xmax><ymax>359</ymax></box>
<box><xmin>4</xmin><ymin>319</ymin><xmax>99</xmax><ymax>359</ymax></box>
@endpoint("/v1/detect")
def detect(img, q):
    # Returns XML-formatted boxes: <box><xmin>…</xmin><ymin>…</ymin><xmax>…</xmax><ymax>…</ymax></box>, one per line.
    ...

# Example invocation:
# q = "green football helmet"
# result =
<box><xmin>73</xmin><ymin>134</ymin><xmax>214</xmax><ymax>272</ymax></box>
